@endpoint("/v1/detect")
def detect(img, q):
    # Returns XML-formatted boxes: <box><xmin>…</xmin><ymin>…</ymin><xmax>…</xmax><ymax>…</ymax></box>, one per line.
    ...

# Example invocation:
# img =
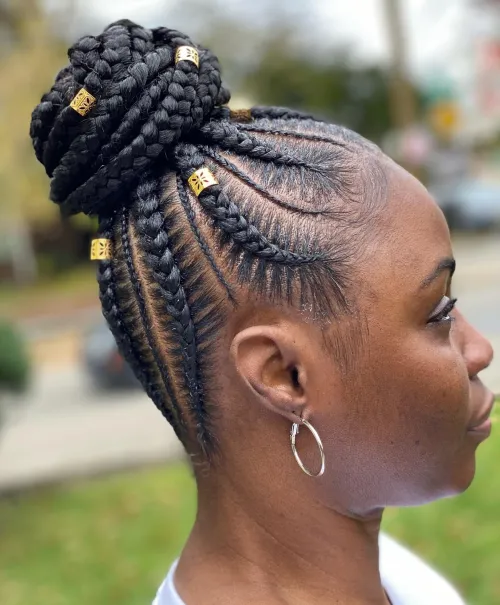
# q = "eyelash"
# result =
<box><xmin>428</xmin><ymin>297</ymin><xmax>458</xmax><ymax>325</ymax></box>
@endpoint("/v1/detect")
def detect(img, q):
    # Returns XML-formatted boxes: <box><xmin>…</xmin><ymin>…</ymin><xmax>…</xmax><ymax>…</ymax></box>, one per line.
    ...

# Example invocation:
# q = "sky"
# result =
<box><xmin>69</xmin><ymin>0</ymin><xmax>472</xmax><ymax>80</ymax></box>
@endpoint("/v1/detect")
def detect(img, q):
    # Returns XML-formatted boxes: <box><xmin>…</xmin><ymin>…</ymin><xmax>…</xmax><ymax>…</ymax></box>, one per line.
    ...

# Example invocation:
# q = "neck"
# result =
<box><xmin>175</xmin><ymin>470</ymin><xmax>389</xmax><ymax>605</ymax></box>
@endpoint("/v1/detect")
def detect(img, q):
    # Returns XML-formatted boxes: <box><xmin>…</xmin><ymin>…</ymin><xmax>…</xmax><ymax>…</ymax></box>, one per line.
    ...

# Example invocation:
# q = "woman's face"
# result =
<box><xmin>314</xmin><ymin>163</ymin><xmax>494</xmax><ymax>514</ymax></box>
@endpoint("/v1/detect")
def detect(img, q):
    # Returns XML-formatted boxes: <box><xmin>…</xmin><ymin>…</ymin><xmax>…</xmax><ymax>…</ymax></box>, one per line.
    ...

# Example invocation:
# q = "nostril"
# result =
<box><xmin>485</xmin><ymin>341</ymin><xmax>495</xmax><ymax>368</ymax></box>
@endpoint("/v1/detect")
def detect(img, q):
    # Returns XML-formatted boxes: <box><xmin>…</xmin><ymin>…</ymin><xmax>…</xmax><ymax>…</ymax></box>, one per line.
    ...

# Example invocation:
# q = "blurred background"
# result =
<box><xmin>0</xmin><ymin>1</ymin><xmax>499</xmax><ymax>604</ymax></box>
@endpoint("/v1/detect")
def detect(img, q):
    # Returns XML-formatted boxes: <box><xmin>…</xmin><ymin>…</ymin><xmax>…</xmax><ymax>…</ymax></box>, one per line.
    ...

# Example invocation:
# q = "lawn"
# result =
<box><xmin>1</xmin><ymin>431</ymin><xmax>500</xmax><ymax>605</ymax></box>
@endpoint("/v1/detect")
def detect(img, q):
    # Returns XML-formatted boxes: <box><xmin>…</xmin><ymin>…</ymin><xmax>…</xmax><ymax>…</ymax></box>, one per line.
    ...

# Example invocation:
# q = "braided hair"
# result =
<box><xmin>30</xmin><ymin>20</ymin><xmax>387</xmax><ymax>456</ymax></box>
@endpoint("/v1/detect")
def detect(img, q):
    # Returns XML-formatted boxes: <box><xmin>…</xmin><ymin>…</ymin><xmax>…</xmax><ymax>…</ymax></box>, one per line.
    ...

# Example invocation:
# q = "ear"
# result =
<box><xmin>230</xmin><ymin>324</ymin><xmax>308</xmax><ymax>424</ymax></box>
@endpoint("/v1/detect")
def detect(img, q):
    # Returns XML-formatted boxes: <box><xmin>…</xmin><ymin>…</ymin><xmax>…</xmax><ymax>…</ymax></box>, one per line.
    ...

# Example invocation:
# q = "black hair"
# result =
<box><xmin>30</xmin><ymin>20</ymin><xmax>387</xmax><ymax>456</ymax></box>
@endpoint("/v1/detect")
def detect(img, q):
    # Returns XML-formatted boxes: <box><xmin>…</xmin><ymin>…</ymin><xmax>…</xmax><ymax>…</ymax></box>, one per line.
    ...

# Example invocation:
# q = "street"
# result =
<box><xmin>0</xmin><ymin>233</ymin><xmax>498</xmax><ymax>492</ymax></box>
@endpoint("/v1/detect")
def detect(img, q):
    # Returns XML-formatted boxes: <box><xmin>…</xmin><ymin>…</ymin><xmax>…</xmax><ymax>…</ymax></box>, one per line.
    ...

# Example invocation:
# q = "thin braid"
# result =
<box><xmin>133</xmin><ymin>177</ymin><xmax>209</xmax><ymax>448</ymax></box>
<box><xmin>41</xmin><ymin>36</ymin><xmax>102</xmax><ymax>174</ymax></box>
<box><xmin>176</xmin><ymin>144</ymin><xmax>328</xmax><ymax>266</ymax></box>
<box><xmin>175</xmin><ymin>174</ymin><xmax>237</xmax><ymax>305</ymax></box>
<box><xmin>54</xmin><ymin>48</ymin><xmax>173</xmax><ymax>202</ymax></box>
<box><xmin>54</xmin><ymin>42</ymin><xmax>173</xmax><ymax>196</ymax></box>
<box><xmin>197</xmin><ymin>121</ymin><xmax>322</xmax><ymax>171</ymax></box>
<box><xmin>120</xmin><ymin>209</ymin><xmax>186</xmax><ymax>434</ymax></box>
<box><xmin>250</xmin><ymin>106</ymin><xmax>318</xmax><ymax>121</ymax></box>
<box><xmin>203</xmin><ymin>147</ymin><xmax>326</xmax><ymax>215</ymax></box>
<box><xmin>96</xmin><ymin>56</ymin><xmax>172</xmax><ymax>166</ymax></box>
<box><xmin>30</xmin><ymin>71</ymin><xmax>71</xmax><ymax>164</ymax></box>
<box><xmin>43</xmin><ymin>23</ymin><xmax>161</xmax><ymax>177</ymax></box>
<box><xmin>237</xmin><ymin>123</ymin><xmax>350</xmax><ymax>149</ymax></box>
<box><xmin>96</xmin><ymin>215</ymin><xmax>153</xmax><ymax>395</ymax></box>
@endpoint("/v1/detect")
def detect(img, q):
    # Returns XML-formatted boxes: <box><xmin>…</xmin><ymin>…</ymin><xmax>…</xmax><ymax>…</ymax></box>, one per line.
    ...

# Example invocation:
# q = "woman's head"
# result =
<box><xmin>31</xmin><ymin>20</ymin><xmax>494</xmax><ymax>518</ymax></box>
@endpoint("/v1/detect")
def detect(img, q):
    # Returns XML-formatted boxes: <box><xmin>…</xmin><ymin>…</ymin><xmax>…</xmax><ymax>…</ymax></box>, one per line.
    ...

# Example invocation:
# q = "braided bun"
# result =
<box><xmin>29</xmin><ymin>19</ymin><xmax>230</xmax><ymax>217</ymax></box>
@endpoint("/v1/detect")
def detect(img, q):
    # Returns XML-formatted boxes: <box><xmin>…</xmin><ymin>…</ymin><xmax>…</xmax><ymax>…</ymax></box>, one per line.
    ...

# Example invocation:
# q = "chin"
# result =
<box><xmin>414</xmin><ymin>455</ymin><xmax>477</xmax><ymax>504</ymax></box>
<box><xmin>444</xmin><ymin>455</ymin><xmax>477</xmax><ymax>497</ymax></box>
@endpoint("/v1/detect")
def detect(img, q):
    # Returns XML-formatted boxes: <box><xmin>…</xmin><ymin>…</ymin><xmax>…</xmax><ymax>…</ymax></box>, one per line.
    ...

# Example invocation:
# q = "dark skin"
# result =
<box><xmin>174</xmin><ymin>161</ymin><xmax>494</xmax><ymax>604</ymax></box>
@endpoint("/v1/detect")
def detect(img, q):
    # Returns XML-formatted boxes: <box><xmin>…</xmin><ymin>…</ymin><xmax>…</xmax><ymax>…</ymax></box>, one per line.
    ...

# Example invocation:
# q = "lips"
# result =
<box><xmin>468</xmin><ymin>392</ymin><xmax>496</xmax><ymax>432</ymax></box>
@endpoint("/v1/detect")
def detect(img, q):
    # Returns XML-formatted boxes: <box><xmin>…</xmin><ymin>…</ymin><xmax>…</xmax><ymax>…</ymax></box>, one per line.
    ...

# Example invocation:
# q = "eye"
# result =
<box><xmin>428</xmin><ymin>297</ymin><xmax>458</xmax><ymax>324</ymax></box>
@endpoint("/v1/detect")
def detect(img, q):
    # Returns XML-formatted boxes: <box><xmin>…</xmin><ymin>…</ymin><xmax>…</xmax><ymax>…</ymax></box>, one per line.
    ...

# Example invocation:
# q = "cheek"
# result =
<box><xmin>382</xmin><ymin>329</ymin><xmax>469</xmax><ymax>425</ymax></box>
<box><xmin>321</xmin><ymin>327</ymin><xmax>472</xmax><ymax>510</ymax></box>
<box><xmin>347</xmin><ymin>325</ymin><xmax>470</xmax><ymax>441</ymax></box>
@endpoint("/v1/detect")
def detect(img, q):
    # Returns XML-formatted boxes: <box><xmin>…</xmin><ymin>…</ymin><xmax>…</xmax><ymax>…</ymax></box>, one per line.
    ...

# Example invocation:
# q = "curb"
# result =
<box><xmin>0</xmin><ymin>448</ymin><xmax>185</xmax><ymax>497</ymax></box>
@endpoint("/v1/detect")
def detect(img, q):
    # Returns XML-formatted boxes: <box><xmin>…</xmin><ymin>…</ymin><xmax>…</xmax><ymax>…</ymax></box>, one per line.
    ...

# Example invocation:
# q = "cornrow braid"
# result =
<box><xmin>211</xmin><ymin>105</ymin><xmax>317</xmax><ymax>123</ymax></box>
<box><xmin>31</xmin><ymin>20</ymin><xmax>387</xmax><ymax>456</ymax></box>
<box><xmin>198</xmin><ymin>121</ymin><xmax>323</xmax><ymax>170</ymax></box>
<box><xmin>97</xmin><ymin>211</ymin><xmax>186</xmax><ymax>441</ymax></box>
<box><xmin>202</xmin><ymin>147</ymin><xmax>326</xmax><ymax>215</ymax></box>
<box><xmin>250</xmin><ymin>106</ymin><xmax>318</xmax><ymax>121</ymax></box>
<box><xmin>237</xmin><ymin>122</ymin><xmax>351</xmax><ymax>148</ymax></box>
<box><xmin>132</xmin><ymin>177</ymin><xmax>209</xmax><ymax>449</ymax></box>
<box><xmin>175</xmin><ymin>174</ymin><xmax>237</xmax><ymax>306</ymax></box>
<box><xmin>119</xmin><ymin>207</ymin><xmax>186</xmax><ymax>435</ymax></box>
<box><xmin>175</xmin><ymin>143</ymin><xmax>327</xmax><ymax>266</ymax></box>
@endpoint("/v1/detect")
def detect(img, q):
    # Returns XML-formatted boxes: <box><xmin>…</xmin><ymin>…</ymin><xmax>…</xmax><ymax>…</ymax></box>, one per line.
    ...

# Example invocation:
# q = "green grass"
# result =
<box><xmin>0</xmin><ymin>463</ymin><xmax>197</xmax><ymax>605</ymax></box>
<box><xmin>1</xmin><ymin>433</ymin><xmax>500</xmax><ymax>605</ymax></box>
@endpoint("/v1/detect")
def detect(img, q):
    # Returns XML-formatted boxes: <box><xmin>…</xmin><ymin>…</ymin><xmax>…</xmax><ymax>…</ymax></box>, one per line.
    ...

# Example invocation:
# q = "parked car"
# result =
<box><xmin>431</xmin><ymin>179</ymin><xmax>500</xmax><ymax>231</ymax></box>
<box><xmin>83</xmin><ymin>322</ymin><xmax>140</xmax><ymax>390</ymax></box>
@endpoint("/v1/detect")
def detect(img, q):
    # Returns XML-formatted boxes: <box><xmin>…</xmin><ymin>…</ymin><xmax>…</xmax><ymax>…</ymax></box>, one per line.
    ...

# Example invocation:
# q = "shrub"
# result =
<box><xmin>0</xmin><ymin>320</ymin><xmax>30</xmax><ymax>393</ymax></box>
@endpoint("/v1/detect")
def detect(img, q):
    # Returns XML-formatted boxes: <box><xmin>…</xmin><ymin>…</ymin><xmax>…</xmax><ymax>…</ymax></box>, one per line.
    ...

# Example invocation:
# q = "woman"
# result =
<box><xmin>30</xmin><ymin>20</ymin><xmax>494</xmax><ymax>605</ymax></box>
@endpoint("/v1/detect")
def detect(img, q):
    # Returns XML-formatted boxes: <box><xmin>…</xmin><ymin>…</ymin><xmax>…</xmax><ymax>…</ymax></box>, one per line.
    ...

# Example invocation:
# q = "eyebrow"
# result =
<box><xmin>419</xmin><ymin>257</ymin><xmax>456</xmax><ymax>290</ymax></box>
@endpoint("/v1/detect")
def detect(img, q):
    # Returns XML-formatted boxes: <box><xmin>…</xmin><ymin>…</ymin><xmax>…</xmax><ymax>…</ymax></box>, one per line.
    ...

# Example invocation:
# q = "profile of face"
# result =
<box><xmin>227</xmin><ymin>160</ymin><xmax>494</xmax><ymax>517</ymax></box>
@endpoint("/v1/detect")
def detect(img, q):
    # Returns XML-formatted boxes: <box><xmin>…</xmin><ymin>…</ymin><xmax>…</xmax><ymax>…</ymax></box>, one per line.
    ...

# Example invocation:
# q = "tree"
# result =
<box><xmin>0</xmin><ymin>0</ymin><xmax>69</xmax><ymax>227</ymax></box>
<box><xmin>0</xmin><ymin>319</ymin><xmax>30</xmax><ymax>431</ymax></box>
<box><xmin>242</xmin><ymin>31</ymin><xmax>419</xmax><ymax>144</ymax></box>
<box><xmin>163</xmin><ymin>0</ymin><xmax>421</xmax><ymax>143</ymax></box>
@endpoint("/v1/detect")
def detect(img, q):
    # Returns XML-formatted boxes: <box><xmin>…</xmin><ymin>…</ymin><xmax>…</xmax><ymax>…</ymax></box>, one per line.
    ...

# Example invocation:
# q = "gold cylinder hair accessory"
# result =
<box><xmin>70</xmin><ymin>88</ymin><xmax>97</xmax><ymax>117</ymax></box>
<box><xmin>188</xmin><ymin>168</ymin><xmax>219</xmax><ymax>196</ymax></box>
<box><xmin>229</xmin><ymin>108</ymin><xmax>252</xmax><ymax>123</ymax></box>
<box><xmin>90</xmin><ymin>238</ymin><xmax>112</xmax><ymax>261</ymax></box>
<box><xmin>175</xmin><ymin>46</ymin><xmax>200</xmax><ymax>67</ymax></box>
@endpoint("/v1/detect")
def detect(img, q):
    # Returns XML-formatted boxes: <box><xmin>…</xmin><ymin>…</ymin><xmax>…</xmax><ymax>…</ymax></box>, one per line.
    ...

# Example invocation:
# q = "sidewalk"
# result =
<box><xmin>0</xmin><ymin>367</ymin><xmax>183</xmax><ymax>493</ymax></box>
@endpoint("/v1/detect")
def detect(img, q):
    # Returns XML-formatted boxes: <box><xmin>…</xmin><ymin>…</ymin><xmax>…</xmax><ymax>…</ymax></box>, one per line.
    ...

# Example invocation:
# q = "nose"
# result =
<box><xmin>457</xmin><ymin>311</ymin><xmax>495</xmax><ymax>379</ymax></box>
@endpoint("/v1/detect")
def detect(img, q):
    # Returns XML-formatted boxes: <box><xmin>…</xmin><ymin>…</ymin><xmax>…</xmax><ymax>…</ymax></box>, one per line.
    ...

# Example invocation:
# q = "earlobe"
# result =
<box><xmin>230</xmin><ymin>325</ymin><xmax>307</xmax><ymax>424</ymax></box>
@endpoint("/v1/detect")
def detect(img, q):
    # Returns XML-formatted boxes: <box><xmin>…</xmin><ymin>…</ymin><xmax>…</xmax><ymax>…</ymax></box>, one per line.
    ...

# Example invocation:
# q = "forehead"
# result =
<box><xmin>361</xmin><ymin>161</ymin><xmax>452</xmax><ymax>296</ymax></box>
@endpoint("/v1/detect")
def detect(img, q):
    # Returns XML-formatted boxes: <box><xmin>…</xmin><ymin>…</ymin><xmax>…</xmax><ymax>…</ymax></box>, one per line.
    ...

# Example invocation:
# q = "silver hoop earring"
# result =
<box><xmin>290</xmin><ymin>419</ymin><xmax>325</xmax><ymax>478</ymax></box>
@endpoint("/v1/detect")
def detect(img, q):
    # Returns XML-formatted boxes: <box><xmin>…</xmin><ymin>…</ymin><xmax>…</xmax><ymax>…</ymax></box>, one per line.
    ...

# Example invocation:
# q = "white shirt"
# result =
<box><xmin>153</xmin><ymin>533</ymin><xmax>466</xmax><ymax>605</ymax></box>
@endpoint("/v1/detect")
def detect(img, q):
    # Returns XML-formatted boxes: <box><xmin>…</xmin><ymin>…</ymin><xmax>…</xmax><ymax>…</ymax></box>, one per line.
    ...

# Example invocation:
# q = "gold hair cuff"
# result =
<box><xmin>229</xmin><ymin>108</ymin><xmax>252</xmax><ymax>123</ymax></box>
<box><xmin>188</xmin><ymin>168</ymin><xmax>218</xmax><ymax>196</ymax></box>
<box><xmin>175</xmin><ymin>46</ymin><xmax>199</xmax><ymax>67</ymax></box>
<box><xmin>90</xmin><ymin>238</ymin><xmax>112</xmax><ymax>260</ymax></box>
<box><xmin>70</xmin><ymin>88</ymin><xmax>97</xmax><ymax>116</ymax></box>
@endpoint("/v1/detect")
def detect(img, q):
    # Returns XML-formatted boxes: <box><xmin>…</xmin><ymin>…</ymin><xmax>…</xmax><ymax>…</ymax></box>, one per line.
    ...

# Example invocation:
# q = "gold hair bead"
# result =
<box><xmin>175</xmin><ymin>46</ymin><xmax>200</xmax><ymax>67</ymax></box>
<box><xmin>90</xmin><ymin>238</ymin><xmax>112</xmax><ymax>261</ymax></box>
<box><xmin>188</xmin><ymin>168</ymin><xmax>219</xmax><ymax>196</ymax></box>
<box><xmin>70</xmin><ymin>88</ymin><xmax>97</xmax><ymax>116</ymax></box>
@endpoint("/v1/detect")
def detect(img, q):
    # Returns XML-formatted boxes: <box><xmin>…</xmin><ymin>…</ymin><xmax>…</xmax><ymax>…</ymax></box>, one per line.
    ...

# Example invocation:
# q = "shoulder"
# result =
<box><xmin>152</xmin><ymin>560</ymin><xmax>185</xmax><ymax>605</ymax></box>
<box><xmin>379</xmin><ymin>533</ymin><xmax>466</xmax><ymax>605</ymax></box>
<box><xmin>155</xmin><ymin>539</ymin><xmax>466</xmax><ymax>605</ymax></box>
